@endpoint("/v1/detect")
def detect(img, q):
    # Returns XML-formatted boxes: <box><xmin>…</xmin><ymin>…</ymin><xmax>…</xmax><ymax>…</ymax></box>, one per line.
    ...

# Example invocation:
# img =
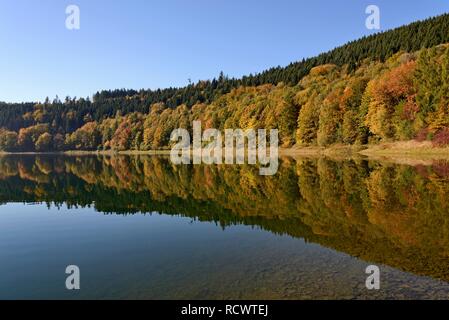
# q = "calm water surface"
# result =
<box><xmin>0</xmin><ymin>155</ymin><xmax>448</xmax><ymax>299</ymax></box>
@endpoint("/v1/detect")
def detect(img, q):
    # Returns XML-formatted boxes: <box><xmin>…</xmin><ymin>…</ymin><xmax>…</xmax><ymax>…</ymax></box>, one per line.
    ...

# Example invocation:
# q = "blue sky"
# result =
<box><xmin>1</xmin><ymin>0</ymin><xmax>448</xmax><ymax>103</ymax></box>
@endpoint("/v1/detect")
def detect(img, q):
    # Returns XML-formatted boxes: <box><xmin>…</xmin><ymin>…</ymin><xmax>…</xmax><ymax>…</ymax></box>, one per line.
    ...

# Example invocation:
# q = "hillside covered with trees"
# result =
<box><xmin>1</xmin><ymin>14</ymin><xmax>449</xmax><ymax>152</ymax></box>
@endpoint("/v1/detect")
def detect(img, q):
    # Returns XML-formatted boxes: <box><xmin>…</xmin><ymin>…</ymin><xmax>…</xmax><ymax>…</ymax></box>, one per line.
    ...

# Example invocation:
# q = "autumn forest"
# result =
<box><xmin>2</xmin><ymin>14</ymin><xmax>449</xmax><ymax>152</ymax></box>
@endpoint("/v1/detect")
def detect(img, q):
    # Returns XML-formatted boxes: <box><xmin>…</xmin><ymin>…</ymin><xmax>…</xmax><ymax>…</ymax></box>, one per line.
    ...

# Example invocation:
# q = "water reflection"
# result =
<box><xmin>0</xmin><ymin>154</ymin><xmax>448</xmax><ymax>284</ymax></box>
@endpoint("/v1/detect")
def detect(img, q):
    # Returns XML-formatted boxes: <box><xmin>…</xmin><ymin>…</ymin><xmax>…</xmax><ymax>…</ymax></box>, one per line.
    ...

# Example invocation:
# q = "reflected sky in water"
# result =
<box><xmin>0</xmin><ymin>155</ymin><xmax>448</xmax><ymax>299</ymax></box>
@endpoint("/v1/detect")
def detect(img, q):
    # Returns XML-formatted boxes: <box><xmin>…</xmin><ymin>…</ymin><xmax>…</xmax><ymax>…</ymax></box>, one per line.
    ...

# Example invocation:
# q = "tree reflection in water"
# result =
<box><xmin>0</xmin><ymin>154</ymin><xmax>448</xmax><ymax>283</ymax></box>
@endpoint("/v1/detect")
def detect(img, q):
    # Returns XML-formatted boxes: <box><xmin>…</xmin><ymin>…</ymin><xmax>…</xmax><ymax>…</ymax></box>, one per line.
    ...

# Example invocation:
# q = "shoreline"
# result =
<box><xmin>1</xmin><ymin>141</ymin><xmax>449</xmax><ymax>160</ymax></box>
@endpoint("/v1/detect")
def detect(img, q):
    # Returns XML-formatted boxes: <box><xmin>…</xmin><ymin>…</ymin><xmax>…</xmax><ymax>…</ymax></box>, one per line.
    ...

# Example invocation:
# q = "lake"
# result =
<box><xmin>0</xmin><ymin>154</ymin><xmax>448</xmax><ymax>299</ymax></box>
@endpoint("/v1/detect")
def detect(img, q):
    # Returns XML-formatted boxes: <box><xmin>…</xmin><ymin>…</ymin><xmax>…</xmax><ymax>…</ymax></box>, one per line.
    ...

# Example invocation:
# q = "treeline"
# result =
<box><xmin>2</xmin><ymin>14</ymin><xmax>449</xmax><ymax>151</ymax></box>
<box><xmin>86</xmin><ymin>13</ymin><xmax>449</xmax><ymax>107</ymax></box>
<box><xmin>2</xmin><ymin>44</ymin><xmax>449</xmax><ymax>151</ymax></box>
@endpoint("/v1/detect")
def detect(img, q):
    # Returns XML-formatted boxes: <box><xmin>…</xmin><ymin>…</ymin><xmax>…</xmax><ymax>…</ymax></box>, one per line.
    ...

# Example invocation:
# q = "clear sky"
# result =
<box><xmin>1</xmin><ymin>0</ymin><xmax>448</xmax><ymax>103</ymax></box>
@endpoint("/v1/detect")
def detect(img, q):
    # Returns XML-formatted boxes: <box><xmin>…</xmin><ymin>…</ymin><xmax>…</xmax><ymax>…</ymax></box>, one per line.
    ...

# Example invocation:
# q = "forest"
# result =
<box><xmin>1</xmin><ymin>13</ymin><xmax>449</xmax><ymax>152</ymax></box>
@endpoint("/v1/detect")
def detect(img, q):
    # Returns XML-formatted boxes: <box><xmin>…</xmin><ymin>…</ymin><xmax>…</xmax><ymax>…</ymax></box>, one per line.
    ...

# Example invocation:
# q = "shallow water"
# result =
<box><xmin>0</xmin><ymin>155</ymin><xmax>448</xmax><ymax>299</ymax></box>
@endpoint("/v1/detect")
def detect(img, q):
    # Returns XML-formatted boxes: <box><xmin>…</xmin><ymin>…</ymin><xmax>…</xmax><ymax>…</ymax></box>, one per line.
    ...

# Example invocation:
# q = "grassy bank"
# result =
<box><xmin>282</xmin><ymin>141</ymin><xmax>449</xmax><ymax>157</ymax></box>
<box><xmin>280</xmin><ymin>144</ymin><xmax>367</xmax><ymax>158</ymax></box>
<box><xmin>359</xmin><ymin>141</ymin><xmax>449</xmax><ymax>156</ymax></box>
<box><xmin>64</xmin><ymin>149</ymin><xmax>172</xmax><ymax>156</ymax></box>
<box><xmin>2</xmin><ymin>141</ymin><xmax>449</xmax><ymax>160</ymax></box>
